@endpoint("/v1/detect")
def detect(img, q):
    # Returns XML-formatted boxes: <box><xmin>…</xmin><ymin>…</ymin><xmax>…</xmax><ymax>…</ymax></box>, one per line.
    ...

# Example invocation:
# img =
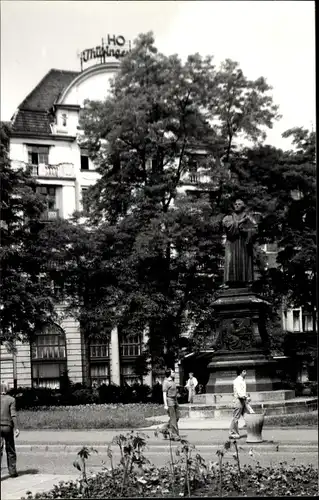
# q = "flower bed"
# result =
<box><xmin>18</xmin><ymin>403</ymin><xmax>166</xmax><ymax>429</ymax></box>
<box><xmin>21</xmin><ymin>432</ymin><xmax>318</xmax><ymax>498</ymax></box>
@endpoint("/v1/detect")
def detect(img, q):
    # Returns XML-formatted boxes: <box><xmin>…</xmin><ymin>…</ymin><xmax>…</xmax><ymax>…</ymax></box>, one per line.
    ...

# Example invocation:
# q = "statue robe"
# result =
<box><xmin>222</xmin><ymin>212</ymin><xmax>257</xmax><ymax>285</ymax></box>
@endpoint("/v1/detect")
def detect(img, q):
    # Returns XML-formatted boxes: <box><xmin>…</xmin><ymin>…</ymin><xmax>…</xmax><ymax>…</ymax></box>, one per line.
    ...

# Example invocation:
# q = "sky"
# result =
<box><xmin>1</xmin><ymin>0</ymin><xmax>315</xmax><ymax>149</ymax></box>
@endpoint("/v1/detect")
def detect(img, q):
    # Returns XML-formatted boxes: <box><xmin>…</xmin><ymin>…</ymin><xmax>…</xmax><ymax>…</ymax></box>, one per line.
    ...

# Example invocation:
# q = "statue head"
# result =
<box><xmin>233</xmin><ymin>199</ymin><xmax>246</xmax><ymax>213</ymax></box>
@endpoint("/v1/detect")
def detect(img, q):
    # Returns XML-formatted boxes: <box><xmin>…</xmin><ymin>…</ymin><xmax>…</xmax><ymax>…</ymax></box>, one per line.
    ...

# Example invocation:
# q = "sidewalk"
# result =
<box><xmin>1</xmin><ymin>473</ymin><xmax>78</xmax><ymax>500</ymax></box>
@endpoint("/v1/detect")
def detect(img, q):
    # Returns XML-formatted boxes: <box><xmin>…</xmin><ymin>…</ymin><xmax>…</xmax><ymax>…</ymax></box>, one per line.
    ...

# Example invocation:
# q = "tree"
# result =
<box><xmin>78</xmin><ymin>32</ymin><xmax>280</xmax><ymax>369</ymax></box>
<box><xmin>0</xmin><ymin>123</ymin><xmax>58</xmax><ymax>346</ymax></box>
<box><xmin>276</xmin><ymin>127</ymin><xmax>316</xmax><ymax>329</ymax></box>
<box><xmin>227</xmin><ymin>127</ymin><xmax>316</xmax><ymax>330</ymax></box>
<box><xmin>208</xmin><ymin>58</ymin><xmax>281</xmax><ymax>161</ymax></box>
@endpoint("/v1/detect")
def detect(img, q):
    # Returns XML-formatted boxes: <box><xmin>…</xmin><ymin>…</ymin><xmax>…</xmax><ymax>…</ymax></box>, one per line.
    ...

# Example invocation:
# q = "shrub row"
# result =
<box><xmin>8</xmin><ymin>383</ymin><xmax>188</xmax><ymax>410</ymax></box>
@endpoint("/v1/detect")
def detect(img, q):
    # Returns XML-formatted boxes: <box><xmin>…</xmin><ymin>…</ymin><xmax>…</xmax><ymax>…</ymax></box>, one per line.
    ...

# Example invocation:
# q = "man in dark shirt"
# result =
<box><xmin>1</xmin><ymin>383</ymin><xmax>20</xmax><ymax>477</ymax></box>
<box><xmin>162</xmin><ymin>369</ymin><xmax>180</xmax><ymax>440</ymax></box>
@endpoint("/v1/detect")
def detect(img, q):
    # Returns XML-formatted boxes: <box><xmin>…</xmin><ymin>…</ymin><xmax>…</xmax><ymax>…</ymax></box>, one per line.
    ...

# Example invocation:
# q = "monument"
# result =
<box><xmin>205</xmin><ymin>199</ymin><xmax>281</xmax><ymax>395</ymax></box>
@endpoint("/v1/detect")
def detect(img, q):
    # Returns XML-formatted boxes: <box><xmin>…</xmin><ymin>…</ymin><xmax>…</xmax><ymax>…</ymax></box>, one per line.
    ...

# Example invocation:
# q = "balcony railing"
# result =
<box><xmin>31</xmin><ymin>345</ymin><xmax>66</xmax><ymax>360</ymax></box>
<box><xmin>40</xmin><ymin>209</ymin><xmax>59</xmax><ymax>221</ymax></box>
<box><xmin>28</xmin><ymin>163</ymin><xmax>75</xmax><ymax>179</ymax></box>
<box><xmin>90</xmin><ymin>344</ymin><xmax>110</xmax><ymax>358</ymax></box>
<box><xmin>182</xmin><ymin>170</ymin><xmax>213</xmax><ymax>185</ymax></box>
<box><xmin>120</xmin><ymin>344</ymin><xmax>141</xmax><ymax>357</ymax></box>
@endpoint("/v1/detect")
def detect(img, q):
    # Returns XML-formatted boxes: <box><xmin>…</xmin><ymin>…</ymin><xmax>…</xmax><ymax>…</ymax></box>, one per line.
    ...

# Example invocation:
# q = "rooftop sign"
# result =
<box><xmin>79</xmin><ymin>35</ymin><xmax>131</xmax><ymax>70</ymax></box>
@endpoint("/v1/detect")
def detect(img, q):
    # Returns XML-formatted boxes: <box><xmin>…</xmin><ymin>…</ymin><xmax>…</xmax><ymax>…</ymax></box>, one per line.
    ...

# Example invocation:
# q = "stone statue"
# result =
<box><xmin>222</xmin><ymin>199</ymin><xmax>259</xmax><ymax>287</ymax></box>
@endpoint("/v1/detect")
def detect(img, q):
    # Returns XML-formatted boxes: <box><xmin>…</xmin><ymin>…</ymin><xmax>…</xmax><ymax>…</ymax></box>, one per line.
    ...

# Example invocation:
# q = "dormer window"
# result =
<box><xmin>61</xmin><ymin>113</ymin><xmax>67</xmax><ymax>127</ymax></box>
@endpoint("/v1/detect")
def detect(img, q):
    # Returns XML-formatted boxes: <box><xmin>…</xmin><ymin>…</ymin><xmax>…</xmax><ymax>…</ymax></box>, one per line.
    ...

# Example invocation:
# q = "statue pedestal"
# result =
<box><xmin>205</xmin><ymin>287</ymin><xmax>281</xmax><ymax>394</ymax></box>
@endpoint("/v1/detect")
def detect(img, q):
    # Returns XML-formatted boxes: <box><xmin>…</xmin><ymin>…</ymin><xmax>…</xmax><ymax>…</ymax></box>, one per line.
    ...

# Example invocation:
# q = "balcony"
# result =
<box><xmin>90</xmin><ymin>344</ymin><xmax>110</xmax><ymax>359</ymax></box>
<box><xmin>40</xmin><ymin>209</ymin><xmax>59</xmax><ymax>221</ymax></box>
<box><xmin>182</xmin><ymin>170</ymin><xmax>214</xmax><ymax>186</ymax></box>
<box><xmin>120</xmin><ymin>344</ymin><xmax>141</xmax><ymax>357</ymax></box>
<box><xmin>31</xmin><ymin>345</ymin><xmax>66</xmax><ymax>360</ymax></box>
<box><xmin>28</xmin><ymin>163</ymin><xmax>75</xmax><ymax>179</ymax></box>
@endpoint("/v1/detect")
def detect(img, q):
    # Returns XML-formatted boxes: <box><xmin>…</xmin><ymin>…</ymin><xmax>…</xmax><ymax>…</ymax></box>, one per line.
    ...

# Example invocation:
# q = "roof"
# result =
<box><xmin>13</xmin><ymin>110</ymin><xmax>52</xmax><ymax>135</ymax></box>
<box><xmin>11</xmin><ymin>69</ymin><xmax>80</xmax><ymax>136</ymax></box>
<box><xmin>18</xmin><ymin>69</ymin><xmax>80</xmax><ymax>111</ymax></box>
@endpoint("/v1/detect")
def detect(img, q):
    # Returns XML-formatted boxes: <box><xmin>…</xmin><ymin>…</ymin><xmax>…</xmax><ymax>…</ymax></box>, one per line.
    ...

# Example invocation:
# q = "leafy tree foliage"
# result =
<box><xmin>228</xmin><ymin>127</ymin><xmax>316</xmax><ymax>329</ymax></box>
<box><xmin>77</xmin><ymin>32</ymin><xmax>280</xmax><ymax>368</ymax></box>
<box><xmin>277</xmin><ymin>127</ymin><xmax>316</xmax><ymax>315</ymax></box>
<box><xmin>0</xmin><ymin>123</ymin><xmax>57</xmax><ymax>345</ymax></box>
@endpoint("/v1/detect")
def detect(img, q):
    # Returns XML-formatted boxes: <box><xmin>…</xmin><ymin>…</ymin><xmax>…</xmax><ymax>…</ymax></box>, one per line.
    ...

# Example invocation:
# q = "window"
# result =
<box><xmin>303</xmin><ymin>311</ymin><xmax>314</xmax><ymax>332</ymax></box>
<box><xmin>89</xmin><ymin>337</ymin><xmax>110</xmax><ymax>386</ymax></box>
<box><xmin>37</xmin><ymin>186</ymin><xmax>57</xmax><ymax>210</ymax></box>
<box><xmin>293</xmin><ymin>310</ymin><xmax>301</xmax><ymax>332</ymax></box>
<box><xmin>80</xmin><ymin>148</ymin><xmax>89</xmax><ymax>170</ymax></box>
<box><xmin>36</xmin><ymin>186</ymin><xmax>58</xmax><ymax>220</ymax></box>
<box><xmin>28</xmin><ymin>146</ymin><xmax>49</xmax><ymax>166</ymax></box>
<box><xmin>61</xmin><ymin>113</ymin><xmax>68</xmax><ymax>127</ymax></box>
<box><xmin>31</xmin><ymin>324</ymin><xmax>67</xmax><ymax>389</ymax></box>
<box><xmin>120</xmin><ymin>364</ymin><xmax>140</xmax><ymax>386</ymax></box>
<box><xmin>90</xmin><ymin>364</ymin><xmax>110</xmax><ymax>386</ymax></box>
<box><xmin>120</xmin><ymin>334</ymin><xmax>141</xmax><ymax>357</ymax></box>
<box><xmin>90</xmin><ymin>337</ymin><xmax>110</xmax><ymax>358</ymax></box>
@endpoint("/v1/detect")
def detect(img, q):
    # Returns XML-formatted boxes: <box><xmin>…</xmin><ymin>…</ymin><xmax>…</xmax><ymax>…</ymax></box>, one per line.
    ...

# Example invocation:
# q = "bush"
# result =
<box><xmin>265</xmin><ymin>411</ymin><xmax>317</xmax><ymax>427</ymax></box>
<box><xmin>8</xmin><ymin>383</ymin><xmax>155</xmax><ymax>409</ymax></box>
<box><xmin>72</xmin><ymin>388</ymin><xmax>99</xmax><ymax>405</ymax></box>
<box><xmin>8</xmin><ymin>387</ymin><xmax>59</xmax><ymax>410</ymax></box>
<box><xmin>151</xmin><ymin>382</ymin><xmax>163</xmax><ymax>404</ymax></box>
<box><xmin>98</xmin><ymin>384</ymin><xmax>122</xmax><ymax>404</ymax></box>
<box><xmin>302</xmin><ymin>381</ymin><xmax>317</xmax><ymax>396</ymax></box>
<box><xmin>279</xmin><ymin>379</ymin><xmax>318</xmax><ymax>397</ymax></box>
<box><xmin>177</xmin><ymin>385</ymin><xmax>188</xmax><ymax>404</ymax></box>
<box><xmin>126</xmin><ymin>383</ymin><xmax>151</xmax><ymax>403</ymax></box>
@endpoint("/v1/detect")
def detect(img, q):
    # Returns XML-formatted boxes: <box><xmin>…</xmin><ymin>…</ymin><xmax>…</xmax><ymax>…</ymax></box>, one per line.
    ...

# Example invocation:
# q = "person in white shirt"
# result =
<box><xmin>229</xmin><ymin>367</ymin><xmax>253</xmax><ymax>439</ymax></box>
<box><xmin>185</xmin><ymin>372</ymin><xmax>198</xmax><ymax>403</ymax></box>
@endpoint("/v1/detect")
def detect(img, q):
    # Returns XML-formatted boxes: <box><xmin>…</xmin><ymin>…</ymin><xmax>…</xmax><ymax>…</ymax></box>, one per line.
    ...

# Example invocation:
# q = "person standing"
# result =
<box><xmin>162</xmin><ymin>369</ymin><xmax>180</xmax><ymax>441</ymax></box>
<box><xmin>1</xmin><ymin>383</ymin><xmax>20</xmax><ymax>477</ymax></box>
<box><xmin>229</xmin><ymin>367</ymin><xmax>250</xmax><ymax>439</ymax></box>
<box><xmin>185</xmin><ymin>372</ymin><xmax>198</xmax><ymax>403</ymax></box>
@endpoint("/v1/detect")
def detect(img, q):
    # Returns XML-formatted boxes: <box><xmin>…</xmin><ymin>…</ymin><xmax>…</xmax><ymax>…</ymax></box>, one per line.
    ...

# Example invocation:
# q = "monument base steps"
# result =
<box><xmin>179</xmin><ymin>397</ymin><xmax>317</xmax><ymax>419</ymax></box>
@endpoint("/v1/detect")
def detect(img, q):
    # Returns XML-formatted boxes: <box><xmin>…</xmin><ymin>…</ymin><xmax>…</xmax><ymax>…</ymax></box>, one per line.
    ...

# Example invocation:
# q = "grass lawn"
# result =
<box><xmin>18</xmin><ymin>403</ymin><xmax>166</xmax><ymax>429</ymax></box>
<box><xmin>17</xmin><ymin>403</ymin><xmax>317</xmax><ymax>430</ymax></box>
<box><xmin>264</xmin><ymin>411</ymin><xmax>318</xmax><ymax>427</ymax></box>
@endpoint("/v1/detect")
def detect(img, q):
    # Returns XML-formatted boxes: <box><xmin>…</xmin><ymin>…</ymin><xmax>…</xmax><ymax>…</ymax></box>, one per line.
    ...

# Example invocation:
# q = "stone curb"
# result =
<box><xmin>16</xmin><ymin>443</ymin><xmax>318</xmax><ymax>452</ymax></box>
